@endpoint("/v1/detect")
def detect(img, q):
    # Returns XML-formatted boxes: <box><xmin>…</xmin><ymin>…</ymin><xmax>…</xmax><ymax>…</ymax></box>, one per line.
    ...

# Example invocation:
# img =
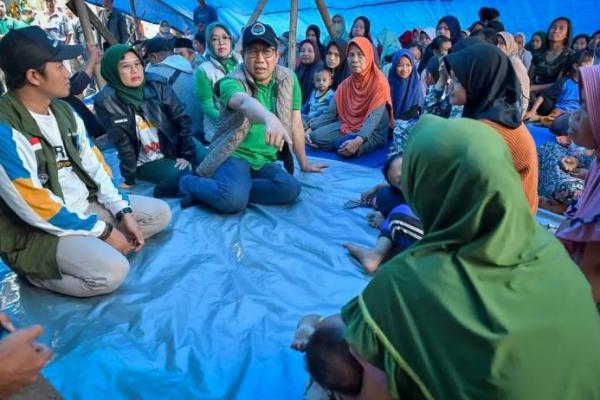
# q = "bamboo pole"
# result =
<box><xmin>128</xmin><ymin>0</ymin><xmax>139</xmax><ymax>42</ymax></box>
<box><xmin>67</xmin><ymin>0</ymin><xmax>118</xmax><ymax>45</ymax></box>
<box><xmin>246</xmin><ymin>0</ymin><xmax>268</xmax><ymax>27</ymax></box>
<box><xmin>72</xmin><ymin>0</ymin><xmax>105</xmax><ymax>88</ymax></box>
<box><xmin>314</xmin><ymin>0</ymin><xmax>335</xmax><ymax>38</ymax></box>
<box><xmin>288</xmin><ymin>0</ymin><xmax>298</xmax><ymax>69</ymax></box>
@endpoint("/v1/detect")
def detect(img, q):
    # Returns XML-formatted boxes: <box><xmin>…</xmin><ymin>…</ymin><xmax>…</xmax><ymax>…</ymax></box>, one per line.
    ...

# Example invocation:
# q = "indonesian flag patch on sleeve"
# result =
<box><xmin>29</xmin><ymin>137</ymin><xmax>42</xmax><ymax>151</ymax></box>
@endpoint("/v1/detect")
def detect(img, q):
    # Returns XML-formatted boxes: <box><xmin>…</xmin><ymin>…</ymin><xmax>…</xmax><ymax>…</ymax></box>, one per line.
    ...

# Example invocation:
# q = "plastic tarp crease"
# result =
<box><xmin>0</xmin><ymin>150</ymin><xmax>380</xmax><ymax>399</ymax></box>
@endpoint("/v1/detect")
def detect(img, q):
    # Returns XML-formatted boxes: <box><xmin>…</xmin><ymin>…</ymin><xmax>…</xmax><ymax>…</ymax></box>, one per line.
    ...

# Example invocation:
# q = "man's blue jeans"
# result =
<box><xmin>179</xmin><ymin>157</ymin><xmax>301</xmax><ymax>213</ymax></box>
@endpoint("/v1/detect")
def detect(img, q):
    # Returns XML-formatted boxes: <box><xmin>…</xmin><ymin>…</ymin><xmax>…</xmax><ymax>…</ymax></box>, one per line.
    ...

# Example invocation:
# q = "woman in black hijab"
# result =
<box><xmin>324</xmin><ymin>38</ymin><xmax>349</xmax><ymax>89</ymax></box>
<box><xmin>444</xmin><ymin>42</ymin><xmax>521</xmax><ymax>127</ymax></box>
<box><xmin>419</xmin><ymin>15</ymin><xmax>462</xmax><ymax>75</ymax></box>
<box><xmin>443</xmin><ymin>42</ymin><xmax>539</xmax><ymax>212</ymax></box>
<box><xmin>306</xmin><ymin>24</ymin><xmax>326</xmax><ymax>60</ymax></box>
<box><xmin>296</xmin><ymin>39</ymin><xmax>324</xmax><ymax>105</ymax></box>
<box><xmin>349</xmin><ymin>16</ymin><xmax>373</xmax><ymax>43</ymax></box>
<box><xmin>436</xmin><ymin>15</ymin><xmax>462</xmax><ymax>45</ymax></box>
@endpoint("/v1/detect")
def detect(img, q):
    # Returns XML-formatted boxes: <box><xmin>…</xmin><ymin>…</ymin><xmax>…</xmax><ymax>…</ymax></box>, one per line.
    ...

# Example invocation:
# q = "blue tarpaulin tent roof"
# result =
<box><xmin>86</xmin><ymin>0</ymin><xmax>599</xmax><ymax>41</ymax></box>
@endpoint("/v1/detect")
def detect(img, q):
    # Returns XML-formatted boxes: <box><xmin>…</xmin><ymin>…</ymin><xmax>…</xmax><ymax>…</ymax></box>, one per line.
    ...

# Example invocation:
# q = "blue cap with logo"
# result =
<box><xmin>242</xmin><ymin>22</ymin><xmax>278</xmax><ymax>49</ymax></box>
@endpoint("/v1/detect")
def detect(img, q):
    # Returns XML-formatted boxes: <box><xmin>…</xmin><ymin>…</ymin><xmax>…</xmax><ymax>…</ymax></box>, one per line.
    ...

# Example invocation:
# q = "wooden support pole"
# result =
<box><xmin>315</xmin><ymin>0</ymin><xmax>335</xmax><ymax>38</ymax></box>
<box><xmin>246</xmin><ymin>0</ymin><xmax>268</xmax><ymax>27</ymax></box>
<box><xmin>72</xmin><ymin>0</ymin><xmax>105</xmax><ymax>88</ymax></box>
<box><xmin>67</xmin><ymin>0</ymin><xmax>118</xmax><ymax>46</ymax></box>
<box><xmin>128</xmin><ymin>0</ymin><xmax>139</xmax><ymax>42</ymax></box>
<box><xmin>288</xmin><ymin>0</ymin><xmax>298</xmax><ymax>69</ymax></box>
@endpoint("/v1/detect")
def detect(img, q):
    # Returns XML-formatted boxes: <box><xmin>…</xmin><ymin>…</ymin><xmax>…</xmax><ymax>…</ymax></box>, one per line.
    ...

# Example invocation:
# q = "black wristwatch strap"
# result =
<box><xmin>116</xmin><ymin>207</ymin><xmax>133</xmax><ymax>222</ymax></box>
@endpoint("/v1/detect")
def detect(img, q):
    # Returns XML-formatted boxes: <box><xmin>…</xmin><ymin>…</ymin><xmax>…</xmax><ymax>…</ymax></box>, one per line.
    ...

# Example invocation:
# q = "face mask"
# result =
<box><xmin>160</xmin><ymin>26</ymin><xmax>170</xmax><ymax>34</ymax></box>
<box><xmin>334</xmin><ymin>22</ymin><xmax>343</xmax><ymax>35</ymax></box>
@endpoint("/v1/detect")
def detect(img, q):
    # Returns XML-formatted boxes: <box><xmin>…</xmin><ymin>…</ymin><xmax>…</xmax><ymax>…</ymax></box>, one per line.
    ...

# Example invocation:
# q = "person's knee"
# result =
<box><xmin>216</xmin><ymin>189</ymin><xmax>249</xmax><ymax>213</ymax></box>
<box><xmin>153</xmin><ymin>199</ymin><xmax>172</xmax><ymax>232</ymax></box>
<box><xmin>285</xmin><ymin>177</ymin><xmax>302</xmax><ymax>202</ymax></box>
<box><xmin>101</xmin><ymin>254</ymin><xmax>130</xmax><ymax>294</ymax></box>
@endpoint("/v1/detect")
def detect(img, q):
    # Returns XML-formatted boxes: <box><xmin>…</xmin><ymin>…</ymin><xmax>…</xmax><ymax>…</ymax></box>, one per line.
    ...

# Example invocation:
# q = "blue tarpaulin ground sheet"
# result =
<box><xmin>0</xmin><ymin>144</ymin><xmax>565</xmax><ymax>399</ymax></box>
<box><xmin>0</xmin><ymin>149</ymin><xmax>383</xmax><ymax>399</ymax></box>
<box><xmin>528</xmin><ymin>123</ymin><xmax>557</xmax><ymax>148</ymax></box>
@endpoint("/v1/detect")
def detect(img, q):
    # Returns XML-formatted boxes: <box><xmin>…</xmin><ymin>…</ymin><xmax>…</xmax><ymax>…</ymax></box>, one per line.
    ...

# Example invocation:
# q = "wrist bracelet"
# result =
<box><xmin>99</xmin><ymin>223</ymin><xmax>113</xmax><ymax>241</ymax></box>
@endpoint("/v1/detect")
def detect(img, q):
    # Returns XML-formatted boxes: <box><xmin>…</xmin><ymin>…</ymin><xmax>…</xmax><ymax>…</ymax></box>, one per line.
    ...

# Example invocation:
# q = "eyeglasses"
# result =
<box><xmin>246</xmin><ymin>47</ymin><xmax>276</xmax><ymax>59</ymax></box>
<box><xmin>119</xmin><ymin>61</ymin><xmax>143</xmax><ymax>72</ymax></box>
<box><xmin>211</xmin><ymin>36</ymin><xmax>230</xmax><ymax>44</ymax></box>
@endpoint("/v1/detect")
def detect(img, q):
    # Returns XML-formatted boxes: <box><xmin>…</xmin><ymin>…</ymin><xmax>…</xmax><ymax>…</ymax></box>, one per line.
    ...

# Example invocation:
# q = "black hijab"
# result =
<box><xmin>306</xmin><ymin>24</ymin><xmax>326</xmax><ymax>60</ymax></box>
<box><xmin>438</xmin><ymin>15</ymin><xmax>462</xmax><ymax>45</ymax></box>
<box><xmin>350</xmin><ymin>16</ymin><xmax>373</xmax><ymax>42</ymax></box>
<box><xmin>296</xmin><ymin>39</ymin><xmax>324</xmax><ymax>105</ymax></box>
<box><xmin>325</xmin><ymin>38</ymin><xmax>350</xmax><ymax>89</ymax></box>
<box><xmin>445</xmin><ymin>43</ymin><xmax>522</xmax><ymax>128</ymax></box>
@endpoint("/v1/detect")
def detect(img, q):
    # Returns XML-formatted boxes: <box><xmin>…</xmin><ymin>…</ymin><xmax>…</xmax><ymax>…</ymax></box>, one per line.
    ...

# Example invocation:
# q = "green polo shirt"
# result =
<box><xmin>219</xmin><ymin>72</ymin><xmax>302</xmax><ymax>170</ymax></box>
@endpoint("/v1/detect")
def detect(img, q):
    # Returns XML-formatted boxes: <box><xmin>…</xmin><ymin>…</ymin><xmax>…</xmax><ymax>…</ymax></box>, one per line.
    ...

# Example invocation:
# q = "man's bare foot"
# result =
<box><xmin>344</xmin><ymin>243</ymin><xmax>384</xmax><ymax>273</ymax></box>
<box><xmin>291</xmin><ymin>314</ymin><xmax>322</xmax><ymax>352</ymax></box>
<box><xmin>367</xmin><ymin>211</ymin><xmax>385</xmax><ymax>229</ymax></box>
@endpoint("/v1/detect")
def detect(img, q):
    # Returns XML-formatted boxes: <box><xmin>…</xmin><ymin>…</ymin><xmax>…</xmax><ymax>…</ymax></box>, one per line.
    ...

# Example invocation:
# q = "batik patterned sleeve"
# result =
<box><xmin>0</xmin><ymin>122</ymin><xmax>106</xmax><ymax>237</ymax></box>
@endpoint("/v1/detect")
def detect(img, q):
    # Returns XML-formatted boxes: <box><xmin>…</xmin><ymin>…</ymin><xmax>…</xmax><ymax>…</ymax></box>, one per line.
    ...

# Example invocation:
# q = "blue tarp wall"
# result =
<box><xmin>86</xmin><ymin>0</ymin><xmax>599</xmax><ymax>41</ymax></box>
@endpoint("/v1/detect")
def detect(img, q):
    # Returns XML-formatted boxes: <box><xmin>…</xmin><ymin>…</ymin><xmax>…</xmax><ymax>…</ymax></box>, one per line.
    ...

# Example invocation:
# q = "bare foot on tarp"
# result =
<box><xmin>291</xmin><ymin>314</ymin><xmax>322</xmax><ymax>352</ymax></box>
<box><xmin>343</xmin><ymin>242</ymin><xmax>384</xmax><ymax>274</ymax></box>
<box><xmin>367</xmin><ymin>211</ymin><xmax>385</xmax><ymax>229</ymax></box>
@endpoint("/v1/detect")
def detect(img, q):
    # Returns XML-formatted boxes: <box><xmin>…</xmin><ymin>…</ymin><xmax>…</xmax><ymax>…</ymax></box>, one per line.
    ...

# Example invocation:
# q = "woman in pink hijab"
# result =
<box><xmin>557</xmin><ymin>65</ymin><xmax>600</xmax><ymax>304</ymax></box>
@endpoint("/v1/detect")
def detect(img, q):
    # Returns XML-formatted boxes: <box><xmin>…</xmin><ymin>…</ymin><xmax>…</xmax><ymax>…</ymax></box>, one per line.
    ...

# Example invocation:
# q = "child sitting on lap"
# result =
<box><xmin>302</xmin><ymin>67</ymin><xmax>335</xmax><ymax>127</ymax></box>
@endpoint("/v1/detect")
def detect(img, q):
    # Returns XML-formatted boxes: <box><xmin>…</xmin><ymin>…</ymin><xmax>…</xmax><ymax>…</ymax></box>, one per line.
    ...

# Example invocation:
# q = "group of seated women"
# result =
<box><xmin>84</xmin><ymin>10</ymin><xmax>600</xmax><ymax>399</ymax></box>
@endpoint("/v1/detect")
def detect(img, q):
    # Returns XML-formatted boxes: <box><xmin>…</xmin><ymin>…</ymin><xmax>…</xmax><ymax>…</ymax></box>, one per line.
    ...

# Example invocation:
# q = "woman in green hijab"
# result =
<box><xmin>194</xmin><ymin>22</ymin><xmax>242</xmax><ymax>143</ymax></box>
<box><xmin>94</xmin><ymin>44</ymin><xmax>204</xmax><ymax>189</ymax></box>
<box><xmin>303</xmin><ymin>115</ymin><xmax>600</xmax><ymax>399</ymax></box>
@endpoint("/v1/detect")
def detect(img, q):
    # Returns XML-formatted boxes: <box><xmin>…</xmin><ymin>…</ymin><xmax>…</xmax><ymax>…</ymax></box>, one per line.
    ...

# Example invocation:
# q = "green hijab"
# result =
<box><xmin>342</xmin><ymin>115</ymin><xmax>600</xmax><ymax>399</ymax></box>
<box><xmin>101</xmin><ymin>44</ymin><xmax>145</xmax><ymax>110</ymax></box>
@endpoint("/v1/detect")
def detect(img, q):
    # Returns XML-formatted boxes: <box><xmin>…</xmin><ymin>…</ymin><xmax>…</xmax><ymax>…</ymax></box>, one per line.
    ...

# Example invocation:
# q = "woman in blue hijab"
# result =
<box><xmin>388</xmin><ymin>50</ymin><xmax>424</xmax><ymax>120</ymax></box>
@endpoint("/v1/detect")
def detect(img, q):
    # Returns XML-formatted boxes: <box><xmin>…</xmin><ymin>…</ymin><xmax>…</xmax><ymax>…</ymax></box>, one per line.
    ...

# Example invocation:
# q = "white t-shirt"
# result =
<box><xmin>135</xmin><ymin>114</ymin><xmax>164</xmax><ymax>166</ymax></box>
<box><xmin>29</xmin><ymin>109</ymin><xmax>91</xmax><ymax>216</ymax></box>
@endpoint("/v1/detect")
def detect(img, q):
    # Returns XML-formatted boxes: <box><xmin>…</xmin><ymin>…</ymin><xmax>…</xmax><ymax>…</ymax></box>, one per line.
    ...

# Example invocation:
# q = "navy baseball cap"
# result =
<box><xmin>0</xmin><ymin>26</ymin><xmax>82</xmax><ymax>76</ymax></box>
<box><xmin>144</xmin><ymin>37</ymin><xmax>172</xmax><ymax>55</ymax></box>
<box><xmin>242</xmin><ymin>22</ymin><xmax>277</xmax><ymax>49</ymax></box>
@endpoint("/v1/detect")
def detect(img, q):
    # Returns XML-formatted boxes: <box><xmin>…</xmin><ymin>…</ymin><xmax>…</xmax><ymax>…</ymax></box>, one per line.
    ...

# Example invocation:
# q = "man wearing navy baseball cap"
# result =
<box><xmin>0</xmin><ymin>26</ymin><xmax>171</xmax><ymax>297</ymax></box>
<box><xmin>173</xmin><ymin>22</ymin><xmax>327</xmax><ymax>213</ymax></box>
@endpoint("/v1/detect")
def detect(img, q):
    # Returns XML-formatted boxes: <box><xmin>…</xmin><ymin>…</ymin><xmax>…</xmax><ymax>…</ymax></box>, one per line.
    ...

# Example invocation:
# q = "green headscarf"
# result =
<box><xmin>101</xmin><ymin>44</ymin><xmax>145</xmax><ymax>110</ymax></box>
<box><xmin>342</xmin><ymin>115</ymin><xmax>600</xmax><ymax>399</ymax></box>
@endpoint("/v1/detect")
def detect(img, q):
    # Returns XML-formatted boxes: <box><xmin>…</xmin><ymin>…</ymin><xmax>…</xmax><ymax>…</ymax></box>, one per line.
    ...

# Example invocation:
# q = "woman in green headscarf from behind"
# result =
<box><xmin>303</xmin><ymin>115</ymin><xmax>600</xmax><ymax>399</ymax></box>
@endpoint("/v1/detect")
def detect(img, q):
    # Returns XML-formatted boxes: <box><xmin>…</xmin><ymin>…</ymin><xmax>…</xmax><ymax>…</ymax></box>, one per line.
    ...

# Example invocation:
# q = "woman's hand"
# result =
<box><xmin>174</xmin><ymin>158</ymin><xmax>192</xmax><ymax>171</ymax></box>
<box><xmin>337</xmin><ymin>137</ymin><xmax>363</xmax><ymax>157</ymax></box>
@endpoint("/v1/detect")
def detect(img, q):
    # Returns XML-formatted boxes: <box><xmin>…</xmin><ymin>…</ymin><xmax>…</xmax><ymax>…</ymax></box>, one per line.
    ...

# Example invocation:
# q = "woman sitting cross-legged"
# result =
<box><xmin>307</xmin><ymin>37</ymin><xmax>393</xmax><ymax>158</ymax></box>
<box><xmin>94</xmin><ymin>45</ymin><xmax>206</xmax><ymax>190</ymax></box>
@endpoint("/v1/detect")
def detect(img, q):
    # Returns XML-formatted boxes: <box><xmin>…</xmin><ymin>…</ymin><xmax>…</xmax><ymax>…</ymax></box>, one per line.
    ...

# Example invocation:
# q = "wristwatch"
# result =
<box><xmin>115</xmin><ymin>207</ymin><xmax>133</xmax><ymax>222</ymax></box>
